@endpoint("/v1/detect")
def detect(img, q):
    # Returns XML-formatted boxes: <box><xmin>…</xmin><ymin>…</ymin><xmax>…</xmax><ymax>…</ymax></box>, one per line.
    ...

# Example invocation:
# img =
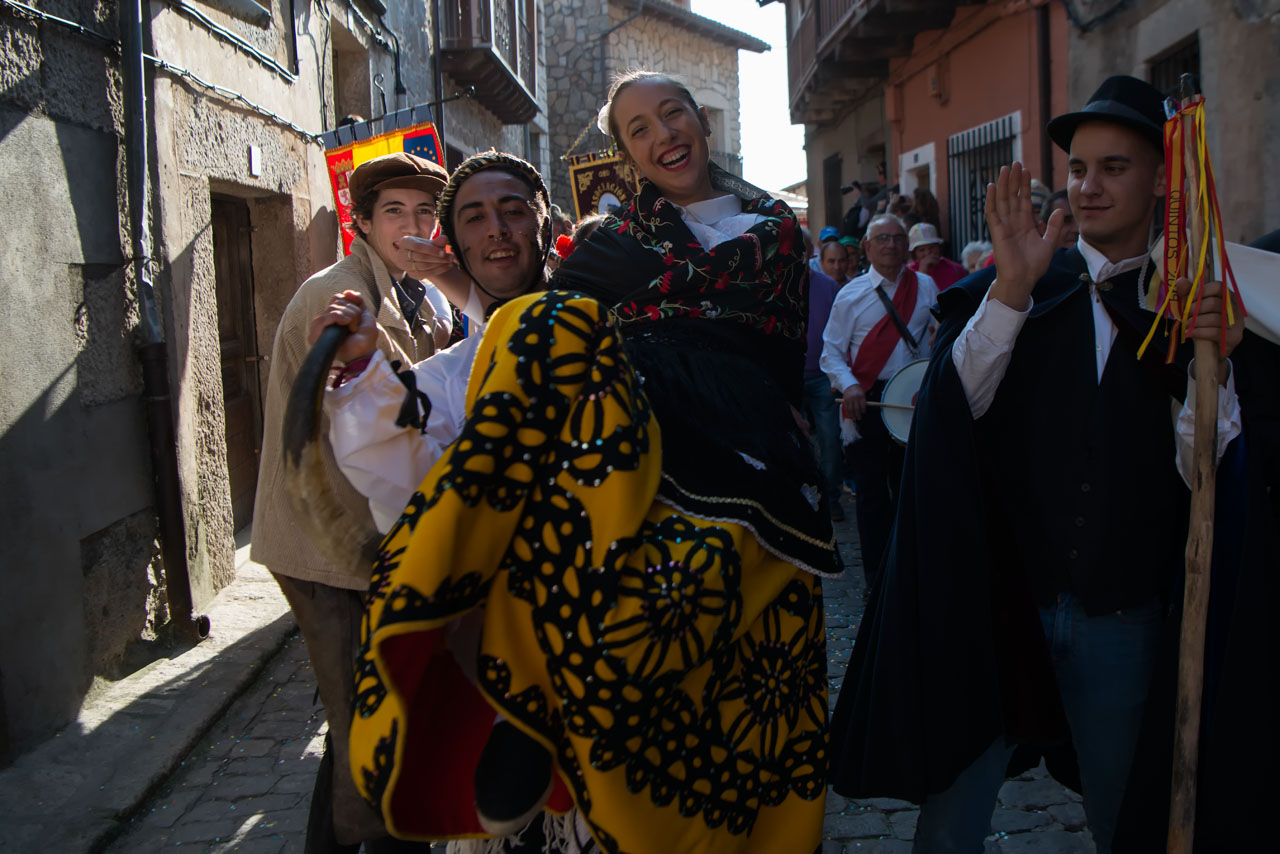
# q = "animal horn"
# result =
<box><xmin>281</xmin><ymin>325</ymin><xmax>379</xmax><ymax>565</ymax></box>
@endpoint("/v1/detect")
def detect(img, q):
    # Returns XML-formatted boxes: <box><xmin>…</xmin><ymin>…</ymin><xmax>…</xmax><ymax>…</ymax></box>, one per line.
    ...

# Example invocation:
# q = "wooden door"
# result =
<box><xmin>211</xmin><ymin>196</ymin><xmax>264</xmax><ymax>532</ymax></box>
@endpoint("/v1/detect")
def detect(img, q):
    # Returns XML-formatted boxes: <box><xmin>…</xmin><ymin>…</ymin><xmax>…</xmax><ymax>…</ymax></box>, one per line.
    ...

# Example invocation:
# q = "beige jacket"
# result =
<box><xmin>251</xmin><ymin>237</ymin><xmax>450</xmax><ymax>589</ymax></box>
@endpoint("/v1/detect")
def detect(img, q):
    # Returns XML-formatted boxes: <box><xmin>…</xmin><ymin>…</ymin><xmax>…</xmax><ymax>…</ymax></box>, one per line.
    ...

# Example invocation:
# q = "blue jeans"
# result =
<box><xmin>802</xmin><ymin>373</ymin><xmax>842</xmax><ymax>506</ymax></box>
<box><xmin>914</xmin><ymin>593</ymin><xmax>1164</xmax><ymax>854</ymax></box>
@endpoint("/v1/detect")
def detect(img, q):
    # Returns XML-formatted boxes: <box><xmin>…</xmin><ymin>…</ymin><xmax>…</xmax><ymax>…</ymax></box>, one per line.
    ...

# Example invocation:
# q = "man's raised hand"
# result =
<box><xmin>985</xmin><ymin>162</ymin><xmax>1065</xmax><ymax>310</ymax></box>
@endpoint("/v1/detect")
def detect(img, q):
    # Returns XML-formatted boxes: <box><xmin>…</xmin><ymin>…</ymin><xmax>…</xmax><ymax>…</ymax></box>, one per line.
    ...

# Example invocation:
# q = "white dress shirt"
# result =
<box><xmin>951</xmin><ymin>237</ymin><xmax>1242</xmax><ymax>485</ymax></box>
<box><xmin>820</xmin><ymin>265</ymin><xmax>939</xmax><ymax>393</ymax></box>
<box><xmin>327</xmin><ymin>337</ymin><xmax>480</xmax><ymax>532</ymax></box>
<box><xmin>676</xmin><ymin>194</ymin><xmax>767</xmax><ymax>249</ymax></box>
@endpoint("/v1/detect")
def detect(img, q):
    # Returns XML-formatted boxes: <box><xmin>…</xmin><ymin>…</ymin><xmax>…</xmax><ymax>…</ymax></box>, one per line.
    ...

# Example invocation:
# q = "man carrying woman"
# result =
<box><xmin>313</xmin><ymin>72</ymin><xmax>839</xmax><ymax>853</ymax></box>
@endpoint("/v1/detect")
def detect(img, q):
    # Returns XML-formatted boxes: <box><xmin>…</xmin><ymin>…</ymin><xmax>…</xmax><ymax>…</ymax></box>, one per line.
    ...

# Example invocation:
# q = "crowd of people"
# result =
<box><xmin>248</xmin><ymin>69</ymin><xmax>1277</xmax><ymax>854</ymax></box>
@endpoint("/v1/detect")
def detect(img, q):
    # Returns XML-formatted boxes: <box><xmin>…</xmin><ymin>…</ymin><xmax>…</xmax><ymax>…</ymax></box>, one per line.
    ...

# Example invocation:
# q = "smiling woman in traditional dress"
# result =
<box><xmin>348</xmin><ymin>71</ymin><xmax>839</xmax><ymax>854</ymax></box>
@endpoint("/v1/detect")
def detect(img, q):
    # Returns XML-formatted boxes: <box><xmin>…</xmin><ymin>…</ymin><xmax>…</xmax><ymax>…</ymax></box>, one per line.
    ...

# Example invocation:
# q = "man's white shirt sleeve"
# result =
<box><xmin>951</xmin><ymin>291</ymin><xmax>1032</xmax><ymax>419</ymax></box>
<box><xmin>949</xmin><ymin>282</ymin><xmax>1242</xmax><ymax>484</ymax></box>
<box><xmin>326</xmin><ymin>340</ymin><xmax>477</xmax><ymax>532</ymax></box>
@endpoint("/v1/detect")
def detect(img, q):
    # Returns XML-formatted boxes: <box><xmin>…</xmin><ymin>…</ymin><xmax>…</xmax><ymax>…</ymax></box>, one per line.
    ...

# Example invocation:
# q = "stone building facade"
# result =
<box><xmin>542</xmin><ymin>0</ymin><xmax>767</xmax><ymax>211</ymax></box>
<box><xmin>0</xmin><ymin>0</ymin><xmax>546</xmax><ymax>763</ymax></box>
<box><xmin>1064</xmin><ymin>0</ymin><xmax>1280</xmax><ymax>245</ymax></box>
<box><xmin>785</xmin><ymin>0</ymin><xmax>1278</xmax><ymax>246</ymax></box>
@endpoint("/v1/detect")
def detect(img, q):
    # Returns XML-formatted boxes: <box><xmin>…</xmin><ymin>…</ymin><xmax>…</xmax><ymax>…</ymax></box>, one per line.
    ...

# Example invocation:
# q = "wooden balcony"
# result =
<box><xmin>788</xmin><ymin>0</ymin><xmax>963</xmax><ymax>125</ymax></box>
<box><xmin>440</xmin><ymin>0</ymin><xmax>538</xmax><ymax>124</ymax></box>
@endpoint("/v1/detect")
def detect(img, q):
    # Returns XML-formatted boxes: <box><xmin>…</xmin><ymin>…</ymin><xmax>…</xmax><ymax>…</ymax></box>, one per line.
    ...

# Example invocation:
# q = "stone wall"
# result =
<box><xmin>542</xmin><ymin>0</ymin><xmax>748</xmax><ymax>209</ymax></box>
<box><xmin>606</xmin><ymin>7</ymin><xmax>744</xmax><ymax>162</ymax></box>
<box><xmin>543</xmin><ymin>0</ymin><xmax>612</xmax><ymax>208</ymax></box>
<box><xmin>1067</xmin><ymin>0</ymin><xmax>1280</xmax><ymax>244</ymax></box>
<box><xmin>0</xmin><ymin>0</ymin><xmax>544</xmax><ymax>762</ymax></box>
<box><xmin>0</xmin><ymin>0</ymin><xmax>157</xmax><ymax>759</ymax></box>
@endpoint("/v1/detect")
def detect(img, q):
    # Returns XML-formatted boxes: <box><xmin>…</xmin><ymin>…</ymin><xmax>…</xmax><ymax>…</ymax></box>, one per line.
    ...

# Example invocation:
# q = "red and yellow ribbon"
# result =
<box><xmin>1138</xmin><ymin>99</ymin><xmax>1248</xmax><ymax>360</ymax></box>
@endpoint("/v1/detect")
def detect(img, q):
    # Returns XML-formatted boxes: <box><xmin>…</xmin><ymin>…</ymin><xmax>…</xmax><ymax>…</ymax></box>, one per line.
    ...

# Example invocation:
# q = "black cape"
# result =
<box><xmin>829</xmin><ymin>249</ymin><xmax>1279</xmax><ymax>850</ymax></box>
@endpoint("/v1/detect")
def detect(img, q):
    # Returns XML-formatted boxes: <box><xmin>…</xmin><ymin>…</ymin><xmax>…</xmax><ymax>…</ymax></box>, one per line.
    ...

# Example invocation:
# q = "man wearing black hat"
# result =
<box><xmin>827</xmin><ymin>76</ymin><xmax>1254</xmax><ymax>853</ymax></box>
<box><xmin>252</xmin><ymin>151</ymin><xmax>450</xmax><ymax>853</ymax></box>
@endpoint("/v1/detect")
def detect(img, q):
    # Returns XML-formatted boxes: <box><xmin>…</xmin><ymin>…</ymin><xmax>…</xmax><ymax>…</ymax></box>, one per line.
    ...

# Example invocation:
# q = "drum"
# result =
<box><xmin>879</xmin><ymin>359</ymin><xmax>928</xmax><ymax>444</ymax></box>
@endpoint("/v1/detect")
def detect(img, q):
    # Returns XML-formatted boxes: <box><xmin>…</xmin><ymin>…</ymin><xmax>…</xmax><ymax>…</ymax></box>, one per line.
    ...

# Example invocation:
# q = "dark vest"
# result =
<box><xmin>981</xmin><ymin>252</ymin><xmax>1190</xmax><ymax>615</ymax></box>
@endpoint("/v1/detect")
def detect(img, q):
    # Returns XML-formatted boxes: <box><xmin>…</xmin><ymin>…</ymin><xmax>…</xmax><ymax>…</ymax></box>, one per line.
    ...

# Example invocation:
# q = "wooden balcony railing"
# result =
<box><xmin>440</xmin><ymin>0</ymin><xmax>538</xmax><ymax>124</ymax></box>
<box><xmin>787</xmin><ymin>5</ymin><xmax>818</xmax><ymax>106</ymax></box>
<box><xmin>787</xmin><ymin>0</ymin><xmax>959</xmax><ymax>126</ymax></box>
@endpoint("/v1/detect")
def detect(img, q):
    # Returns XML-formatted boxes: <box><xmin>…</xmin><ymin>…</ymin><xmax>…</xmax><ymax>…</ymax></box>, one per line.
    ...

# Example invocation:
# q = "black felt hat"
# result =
<box><xmin>1047</xmin><ymin>75</ymin><xmax>1166</xmax><ymax>153</ymax></box>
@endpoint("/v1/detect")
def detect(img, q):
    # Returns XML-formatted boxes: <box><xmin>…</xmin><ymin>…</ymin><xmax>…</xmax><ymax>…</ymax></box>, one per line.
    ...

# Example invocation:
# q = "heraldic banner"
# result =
<box><xmin>567</xmin><ymin>150</ymin><xmax>638</xmax><ymax>220</ymax></box>
<box><xmin>321</xmin><ymin>105</ymin><xmax>444</xmax><ymax>255</ymax></box>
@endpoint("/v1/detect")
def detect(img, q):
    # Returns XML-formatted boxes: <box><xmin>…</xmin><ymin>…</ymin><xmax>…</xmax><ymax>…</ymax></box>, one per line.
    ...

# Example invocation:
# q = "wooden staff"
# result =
<box><xmin>1168</xmin><ymin>74</ymin><xmax>1219</xmax><ymax>854</ymax></box>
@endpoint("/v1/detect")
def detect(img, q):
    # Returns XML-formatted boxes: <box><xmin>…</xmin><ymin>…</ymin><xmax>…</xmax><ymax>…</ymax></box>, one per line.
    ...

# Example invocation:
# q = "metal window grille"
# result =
<box><xmin>947</xmin><ymin>114</ymin><xmax>1018</xmax><ymax>250</ymax></box>
<box><xmin>1150</xmin><ymin>37</ymin><xmax>1200</xmax><ymax>98</ymax></box>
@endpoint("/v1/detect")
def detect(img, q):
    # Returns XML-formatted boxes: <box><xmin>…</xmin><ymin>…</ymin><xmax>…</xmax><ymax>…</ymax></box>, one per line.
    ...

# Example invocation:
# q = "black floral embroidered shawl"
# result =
<box><xmin>551</xmin><ymin>165</ymin><xmax>839</xmax><ymax>577</ymax></box>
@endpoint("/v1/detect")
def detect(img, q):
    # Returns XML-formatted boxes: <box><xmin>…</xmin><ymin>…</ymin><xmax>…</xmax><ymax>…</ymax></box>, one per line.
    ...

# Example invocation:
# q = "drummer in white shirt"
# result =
<box><xmin>820</xmin><ymin>213</ymin><xmax>938</xmax><ymax>591</ymax></box>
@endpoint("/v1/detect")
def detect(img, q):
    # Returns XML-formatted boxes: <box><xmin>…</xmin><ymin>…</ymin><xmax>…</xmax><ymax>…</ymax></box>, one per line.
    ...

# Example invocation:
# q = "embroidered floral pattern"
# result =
<box><xmin>603</xmin><ymin>180</ymin><xmax>807</xmax><ymax>340</ymax></box>
<box><xmin>350</xmin><ymin>292</ymin><xmax>828</xmax><ymax>851</ymax></box>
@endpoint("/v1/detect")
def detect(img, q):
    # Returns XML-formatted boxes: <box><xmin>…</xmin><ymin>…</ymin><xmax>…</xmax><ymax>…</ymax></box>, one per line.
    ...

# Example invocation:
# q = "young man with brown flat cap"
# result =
<box><xmin>251</xmin><ymin>151</ymin><xmax>450</xmax><ymax>853</ymax></box>
<box><xmin>829</xmin><ymin>75</ymin><xmax>1276</xmax><ymax>852</ymax></box>
<box><xmin>308</xmin><ymin>151</ymin><xmax>571</xmax><ymax>852</ymax></box>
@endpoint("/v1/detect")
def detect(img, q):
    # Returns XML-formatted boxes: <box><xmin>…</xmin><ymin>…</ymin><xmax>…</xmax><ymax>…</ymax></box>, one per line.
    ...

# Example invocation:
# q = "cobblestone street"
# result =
<box><xmin>104</xmin><ymin>502</ymin><xmax>1096</xmax><ymax>853</ymax></box>
<box><xmin>819</xmin><ymin>497</ymin><xmax>1095</xmax><ymax>854</ymax></box>
<box><xmin>104</xmin><ymin>632</ymin><xmax>324</xmax><ymax>854</ymax></box>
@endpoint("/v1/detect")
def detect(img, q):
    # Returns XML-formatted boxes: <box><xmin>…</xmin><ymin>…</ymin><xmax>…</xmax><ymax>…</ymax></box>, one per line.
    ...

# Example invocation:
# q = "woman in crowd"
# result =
<box><xmin>960</xmin><ymin>239</ymin><xmax>993</xmax><ymax>273</ymax></box>
<box><xmin>333</xmin><ymin>71</ymin><xmax>839</xmax><ymax>854</ymax></box>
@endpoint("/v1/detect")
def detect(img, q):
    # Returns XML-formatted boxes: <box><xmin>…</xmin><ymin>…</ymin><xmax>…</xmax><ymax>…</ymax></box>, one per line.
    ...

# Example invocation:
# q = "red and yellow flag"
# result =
<box><xmin>323</xmin><ymin>116</ymin><xmax>444</xmax><ymax>255</ymax></box>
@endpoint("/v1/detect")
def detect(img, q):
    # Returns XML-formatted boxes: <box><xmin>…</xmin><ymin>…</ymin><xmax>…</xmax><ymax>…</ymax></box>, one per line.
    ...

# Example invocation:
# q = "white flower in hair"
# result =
<box><xmin>596</xmin><ymin>101</ymin><xmax>612</xmax><ymax>136</ymax></box>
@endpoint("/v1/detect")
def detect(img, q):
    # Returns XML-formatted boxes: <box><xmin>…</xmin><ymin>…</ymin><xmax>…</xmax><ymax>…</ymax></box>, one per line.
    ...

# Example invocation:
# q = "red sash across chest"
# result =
<box><xmin>850</xmin><ymin>269</ymin><xmax>919</xmax><ymax>389</ymax></box>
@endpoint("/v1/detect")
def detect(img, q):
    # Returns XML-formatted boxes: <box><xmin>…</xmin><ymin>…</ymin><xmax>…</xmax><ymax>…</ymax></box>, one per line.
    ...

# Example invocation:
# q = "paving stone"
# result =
<box><xmin>227</xmin><ymin>738</ymin><xmax>278</xmax><ymax>758</ymax></box>
<box><xmin>223</xmin><ymin>756</ymin><xmax>280</xmax><ymax>777</ymax></box>
<box><xmin>995</xmin><ymin>829</ymin><xmax>1095</xmax><ymax>853</ymax></box>
<box><xmin>185</xmin><ymin>798</ymin><xmax>251</xmax><ymax>824</ymax></box>
<box><xmin>887</xmin><ymin>808</ymin><xmax>918</xmax><ymax>839</ymax></box>
<box><xmin>997</xmin><ymin>778</ymin><xmax>1074</xmax><ymax>810</ymax></box>
<box><xmin>186</xmin><ymin>793</ymin><xmax>304</xmax><ymax>825</ymax></box>
<box><xmin>826</xmin><ymin>789</ymin><xmax>850</xmax><ymax>815</ymax></box>
<box><xmin>823</xmin><ymin>840</ymin><xmax>846</xmax><ymax>854</ymax></box>
<box><xmin>138</xmin><ymin>786</ymin><xmax>203</xmax><ymax>828</ymax></box>
<box><xmin>991</xmin><ymin>807</ymin><xmax>1052</xmax><ymax>833</ymax></box>
<box><xmin>241</xmin><ymin>807</ymin><xmax>308</xmax><ymax>837</ymax></box>
<box><xmin>1046</xmin><ymin>802</ymin><xmax>1088</xmax><ymax>831</ymax></box>
<box><xmin>853</xmin><ymin>797</ymin><xmax>915</xmax><ymax>811</ymax></box>
<box><xmin>269</xmin><ymin>771</ymin><xmax>318</xmax><ymax>795</ymax></box>
<box><xmin>211</xmin><ymin>836</ymin><xmax>286</xmax><ymax>854</ymax></box>
<box><xmin>174</xmin><ymin>756</ymin><xmax>222</xmax><ymax>787</ymax></box>
<box><xmin>841</xmin><ymin>840</ymin><xmax>912</xmax><ymax>853</ymax></box>
<box><xmin>167</xmin><ymin>817</ymin><xmax>254</xmax><ymax>845</ymax></box>
<box><xmin>246</xmin><ymin>721</ymin><xmax>311</xmax><ymax>739</ymax></box>
<box><xmin>826</xmin><ymin>809</ymin><xmax>892</xmax><ymax>839</ymax></box>
<box><xmin>206</xmin><ymin>772</ymin><xmax>278</xmax><ymax>800</ymax></box>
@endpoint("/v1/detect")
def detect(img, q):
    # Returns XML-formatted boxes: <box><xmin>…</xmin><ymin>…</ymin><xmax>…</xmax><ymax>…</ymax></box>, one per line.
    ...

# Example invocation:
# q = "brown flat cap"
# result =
<box><xmin>348</xmin><ymin>152</ymin><xmax>449</xmax><ymax>201</ymax></box>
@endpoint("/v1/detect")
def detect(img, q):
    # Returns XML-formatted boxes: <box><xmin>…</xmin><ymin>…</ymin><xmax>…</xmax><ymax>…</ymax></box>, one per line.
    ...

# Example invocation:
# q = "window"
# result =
<box><xmin>947</xmin><ymin>113</ymin><xmax>1020</xmax><ymax>249</ymax></box>
<box><xmin>331</xmin><ymin>22</ymin><xmax>371</xmax><ymax>124</ymax></box>
<box><xmin>1150</xmin><ymin>36</ymin><xmax>1200</xmax><ymax>99</ymax></box>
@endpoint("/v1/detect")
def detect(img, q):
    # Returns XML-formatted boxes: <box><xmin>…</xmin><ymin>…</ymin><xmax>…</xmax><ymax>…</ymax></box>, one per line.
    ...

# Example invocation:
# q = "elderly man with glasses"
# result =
<box><xmin>820</xmin><ymin>213</ymin><xmax>938</xmax><ymax>592</ymax></box>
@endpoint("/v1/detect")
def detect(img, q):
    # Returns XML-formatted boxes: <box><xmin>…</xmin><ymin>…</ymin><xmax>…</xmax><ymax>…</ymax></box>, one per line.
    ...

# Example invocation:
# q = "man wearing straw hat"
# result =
<box><xmin>827</xmin><ymin>75</ymin><xmax>1260</xmax><ymax>853</ymax></box>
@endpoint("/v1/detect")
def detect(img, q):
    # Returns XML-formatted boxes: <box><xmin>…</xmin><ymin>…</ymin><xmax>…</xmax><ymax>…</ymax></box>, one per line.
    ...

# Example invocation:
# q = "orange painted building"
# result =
<box><xmin>886</xmin><ymin>1</ymin><xmax>1070</xmax><ymax>251</ymax></box>
<box><xmin>784</xmin><ymin>0</ymin><xmax>1071</xmax><ymax>253</ymax></box>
